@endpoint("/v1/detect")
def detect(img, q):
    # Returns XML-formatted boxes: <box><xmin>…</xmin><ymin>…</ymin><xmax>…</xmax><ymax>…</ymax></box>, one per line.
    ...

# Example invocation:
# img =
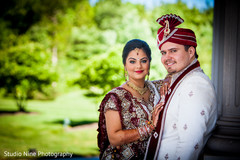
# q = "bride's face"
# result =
<box><xmin>125</xmin><ymin>48</ymin><xmax>150</xmax><ymax>81</ymax></box>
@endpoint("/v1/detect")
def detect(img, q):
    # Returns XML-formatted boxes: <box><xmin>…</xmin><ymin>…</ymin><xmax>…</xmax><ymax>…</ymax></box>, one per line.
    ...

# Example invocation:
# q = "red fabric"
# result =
<box><xmin>156</xmin><ymin>14</ymin><xmax>197</xmax><ymax>50</ymax></box>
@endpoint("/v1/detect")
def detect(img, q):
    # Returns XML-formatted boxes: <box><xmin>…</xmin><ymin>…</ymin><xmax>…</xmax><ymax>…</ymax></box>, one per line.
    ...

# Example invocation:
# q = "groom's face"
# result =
<box><xmin>160</xmin><ymin>42</ymin><xmax>195</xmax><ymax>74</ymax></box>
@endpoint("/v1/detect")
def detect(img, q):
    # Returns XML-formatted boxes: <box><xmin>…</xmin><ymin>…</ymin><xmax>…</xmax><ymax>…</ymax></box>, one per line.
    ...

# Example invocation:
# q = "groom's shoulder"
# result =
<box><xmin>182</xmin><ymin>70</ymin><xmax>215</xmax><ymax>92</ymax></box>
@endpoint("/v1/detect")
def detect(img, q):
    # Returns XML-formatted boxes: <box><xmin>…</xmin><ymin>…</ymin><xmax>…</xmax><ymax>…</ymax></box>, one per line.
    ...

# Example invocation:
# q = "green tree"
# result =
<box><xmin>0</xmin><ymin>0</ymin><xmax>214</xmax><ymax>104</ymax></box>
<box><xmin>76</xmin><ymin>46</ymin><xmax>124</xmax><ymax>96</ymax></box>
<box><xmin>0</xmin><ymin>0</ymin><xmax>97</xmax><ymax>96</ymax></box>
<box><xmin>0</xmin><ymin>41</ymin><xmax>57</xmax><ymax>111</ymax></box>
<box><xmin>0</xmin><ymin>0</ymin><xmax>83</xmax><ymax>34</ymax></box>
<box><xmin>94</xmin><ymin>0</ymin><xmax>152</xmax><ymax>43</ymax></box>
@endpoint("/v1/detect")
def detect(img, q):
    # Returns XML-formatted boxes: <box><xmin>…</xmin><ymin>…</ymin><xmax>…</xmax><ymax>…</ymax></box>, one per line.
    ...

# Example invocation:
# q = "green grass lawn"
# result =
<box><xmin>0</xmin><ymin>90</ymin><xmax>100</xmax><ymax>159</ymax></box>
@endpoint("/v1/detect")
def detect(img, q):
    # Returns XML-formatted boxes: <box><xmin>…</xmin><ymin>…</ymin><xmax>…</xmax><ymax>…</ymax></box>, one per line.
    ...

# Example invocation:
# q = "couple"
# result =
<box><xmin>97</xmin><ymin>14</ymin><xmax>217</xmax><ymax>160</ymax></box>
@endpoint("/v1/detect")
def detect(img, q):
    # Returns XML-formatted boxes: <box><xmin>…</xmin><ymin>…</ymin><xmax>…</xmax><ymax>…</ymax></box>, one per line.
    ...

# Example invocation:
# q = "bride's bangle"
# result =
<box><xmin>137</xmin><ymin>120</ymin><xmax>155</xmax><ymax>141</ymax></box>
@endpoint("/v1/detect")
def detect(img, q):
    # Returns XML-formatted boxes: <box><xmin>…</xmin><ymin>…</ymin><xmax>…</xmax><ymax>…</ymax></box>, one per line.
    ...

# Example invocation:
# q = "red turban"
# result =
<box><xmin>156</xmin><ymin>14</ymin><xmax>197</xmax><ymax>50</ymax></box>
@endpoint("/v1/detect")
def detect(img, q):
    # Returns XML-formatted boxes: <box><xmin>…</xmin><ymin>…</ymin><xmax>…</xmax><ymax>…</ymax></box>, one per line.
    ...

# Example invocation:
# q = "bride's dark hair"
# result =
<box><xmin>122</xmin><ymin>39</ymin><xmax>152</xmax><ymax>65</ymax></box>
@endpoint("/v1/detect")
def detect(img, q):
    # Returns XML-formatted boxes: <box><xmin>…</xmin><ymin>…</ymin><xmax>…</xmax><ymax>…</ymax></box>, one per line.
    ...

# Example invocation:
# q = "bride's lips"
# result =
<box><xmin>135</xmin><ymin>70</ymin><xmax>144</xmax><ymax>73</ymax></box>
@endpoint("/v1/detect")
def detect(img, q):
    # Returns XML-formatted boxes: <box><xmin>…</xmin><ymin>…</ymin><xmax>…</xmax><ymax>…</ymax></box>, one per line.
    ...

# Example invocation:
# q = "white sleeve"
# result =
<box><xmin>175</xmin><ymin>76</ymin><xmax>217</xmax><ymax>160</ymax></box>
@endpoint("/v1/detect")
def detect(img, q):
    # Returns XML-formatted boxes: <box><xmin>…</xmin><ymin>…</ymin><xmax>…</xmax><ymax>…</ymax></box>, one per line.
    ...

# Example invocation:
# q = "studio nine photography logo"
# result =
<box><xmin>3</xmin><ymin>150</ymin><xmax>73</xmax><ymax>158</ymax></box>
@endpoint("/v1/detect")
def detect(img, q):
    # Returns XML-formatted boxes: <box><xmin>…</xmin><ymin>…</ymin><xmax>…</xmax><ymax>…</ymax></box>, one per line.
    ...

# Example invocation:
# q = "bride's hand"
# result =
<box><xmin>152</xmin><ymin>102</ymin><xmax>164</xmax><ymax>127</ymax></box>
<box><xmin>160</xmin><ymin>74</ymin><xmax>172</xmax><ymax>96</ymax></box>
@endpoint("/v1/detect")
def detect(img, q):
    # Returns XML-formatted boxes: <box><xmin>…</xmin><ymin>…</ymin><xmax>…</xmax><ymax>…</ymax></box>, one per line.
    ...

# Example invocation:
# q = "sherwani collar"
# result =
<box><xmin>171</xmin><ymin>58</ymin><xmax>198</xmax><ymax>86</ymax></box>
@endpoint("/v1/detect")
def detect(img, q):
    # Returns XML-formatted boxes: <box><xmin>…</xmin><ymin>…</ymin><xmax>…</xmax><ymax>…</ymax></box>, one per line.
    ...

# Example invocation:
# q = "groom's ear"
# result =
<box><xmin>188</xmin><ymin>46</ymin><xmax>195</xmax><ymax>59</ymax></box>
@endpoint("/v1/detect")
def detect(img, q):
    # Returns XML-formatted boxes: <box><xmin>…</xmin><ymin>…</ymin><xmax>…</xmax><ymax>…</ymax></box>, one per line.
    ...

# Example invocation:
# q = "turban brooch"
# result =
<box><xmin>156</xmin><ymin>14</ymin><xmax>197</xmax><ymax>50</ymax></box>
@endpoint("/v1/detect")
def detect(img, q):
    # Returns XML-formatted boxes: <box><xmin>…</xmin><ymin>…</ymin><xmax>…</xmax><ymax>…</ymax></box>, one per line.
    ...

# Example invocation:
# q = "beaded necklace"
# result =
<box><xmin>126</xmin><ymin>81</ymin><xmax>149</xmax><ymax>95</ymax></box>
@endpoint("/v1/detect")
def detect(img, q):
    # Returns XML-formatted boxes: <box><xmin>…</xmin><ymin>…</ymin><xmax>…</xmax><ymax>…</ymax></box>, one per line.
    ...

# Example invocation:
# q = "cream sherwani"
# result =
<box><xmin>156</xmin><ymin>60</ymin><xmax>217</xmax><ymax>160</ymax></box>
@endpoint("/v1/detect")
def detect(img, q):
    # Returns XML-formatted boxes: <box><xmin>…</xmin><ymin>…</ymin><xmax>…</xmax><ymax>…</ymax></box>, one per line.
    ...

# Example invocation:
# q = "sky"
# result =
<box><xmin>89</xmin><ymin>0</ymin><xmax>214</xmax><ymax>10</ymax></box>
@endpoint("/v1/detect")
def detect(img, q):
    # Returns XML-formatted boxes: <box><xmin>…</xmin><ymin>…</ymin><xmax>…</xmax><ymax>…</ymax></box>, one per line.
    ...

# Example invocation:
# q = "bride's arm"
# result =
<box><xmin>105</xmin><ymin>110</ymin><xmax>140</xmax><ymax>146</ymax></box>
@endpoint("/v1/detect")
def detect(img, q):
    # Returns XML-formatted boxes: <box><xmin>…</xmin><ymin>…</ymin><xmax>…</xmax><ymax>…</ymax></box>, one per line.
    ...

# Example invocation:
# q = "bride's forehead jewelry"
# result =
<box><xmin>135</xmin><ymin>48</ymin><xmax>140</xmax><ymax>55</ymax></box>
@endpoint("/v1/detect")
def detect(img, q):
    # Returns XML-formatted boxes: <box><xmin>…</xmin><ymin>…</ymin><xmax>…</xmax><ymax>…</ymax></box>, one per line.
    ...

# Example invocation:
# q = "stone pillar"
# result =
<box><xmin>204</xmin><ymin>0</ymin><xmax>240</xmax><ymax>159</ymax></box>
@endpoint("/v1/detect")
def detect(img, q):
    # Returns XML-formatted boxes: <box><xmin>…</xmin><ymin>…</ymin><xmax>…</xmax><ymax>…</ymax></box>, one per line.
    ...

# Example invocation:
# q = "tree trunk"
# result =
<box><xmin>16</xmin><ymin>96</ymin><xmax>27</xmax><ymax>112</ymax></box>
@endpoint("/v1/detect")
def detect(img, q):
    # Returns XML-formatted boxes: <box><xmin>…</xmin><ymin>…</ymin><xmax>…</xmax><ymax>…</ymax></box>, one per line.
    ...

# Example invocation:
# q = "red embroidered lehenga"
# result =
<box><xmin>97</xmin><ymin>81</ymin><xmax>162</xmax><ymax>160</ymax></box>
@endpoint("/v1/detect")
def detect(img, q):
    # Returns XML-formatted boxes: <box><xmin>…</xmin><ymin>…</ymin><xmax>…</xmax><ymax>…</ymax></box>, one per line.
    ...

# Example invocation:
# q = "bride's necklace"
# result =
<box><xmin>126</xmin><ymin>81</ymin><xmax>149</xmax><ymax>95</ymax></box>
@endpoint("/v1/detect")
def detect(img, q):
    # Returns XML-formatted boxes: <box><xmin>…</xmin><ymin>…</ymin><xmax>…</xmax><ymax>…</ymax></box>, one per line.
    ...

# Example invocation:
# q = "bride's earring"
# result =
<box><xmin>124</xmin><ymin>69</ymin><xmax>128</xmax><ymax>81</ymax></box>
<box><xmin>147</xmin><ymin>71</ymin><xmax>150</xmax><ymax>81</ymax></box>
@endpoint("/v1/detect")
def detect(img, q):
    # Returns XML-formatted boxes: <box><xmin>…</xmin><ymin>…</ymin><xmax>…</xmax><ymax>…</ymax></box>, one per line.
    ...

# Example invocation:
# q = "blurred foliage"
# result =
<box><xmin>76</xmin><ymin>46</ymin><xmax>125</xmax><ymax>96</ymax></box>
<box><xmin>0</xmin><ymin>0</ymin><xmax>214</xmax><ymax>104</ymax></box>
<box><xmin>0</xmin><ymin>41</ymin><xmax>57</xmax><ymax>111</ymax></box>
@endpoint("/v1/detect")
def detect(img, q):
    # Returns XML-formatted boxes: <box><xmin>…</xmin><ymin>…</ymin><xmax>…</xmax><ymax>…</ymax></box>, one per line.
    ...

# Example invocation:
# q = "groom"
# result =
<box><xmin>145</xmin><ymin>14</ymin><xmax>217</xmax><ymax>160</ymax></box>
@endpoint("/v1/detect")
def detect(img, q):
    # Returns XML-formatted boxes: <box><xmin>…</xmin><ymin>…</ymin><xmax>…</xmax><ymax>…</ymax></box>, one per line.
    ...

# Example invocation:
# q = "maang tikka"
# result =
<box><xmin>135</xmin><ymin>48</ymin><xmax>140</xmax><ymax>55</ymax></box>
